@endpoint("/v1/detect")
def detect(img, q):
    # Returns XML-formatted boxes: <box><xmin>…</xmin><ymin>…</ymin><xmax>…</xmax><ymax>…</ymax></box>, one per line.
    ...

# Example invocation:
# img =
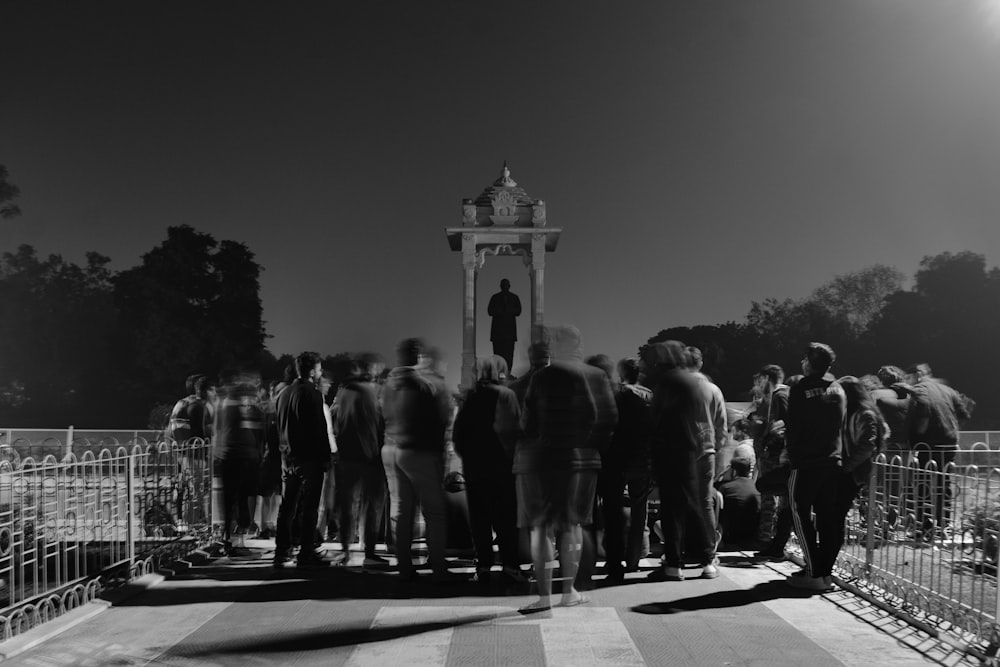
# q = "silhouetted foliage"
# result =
<box><xmin>0</xmin><ymin>165</ymin><xmax>21</xmax><ymax>220</ymax></box>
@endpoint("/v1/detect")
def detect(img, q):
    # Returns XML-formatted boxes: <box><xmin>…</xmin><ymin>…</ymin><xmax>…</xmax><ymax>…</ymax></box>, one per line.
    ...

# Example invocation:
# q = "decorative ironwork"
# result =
<box><xmin>0</xmin><ymin>435</ymin><xmax>213</xmax><ymax>641</ymax></box>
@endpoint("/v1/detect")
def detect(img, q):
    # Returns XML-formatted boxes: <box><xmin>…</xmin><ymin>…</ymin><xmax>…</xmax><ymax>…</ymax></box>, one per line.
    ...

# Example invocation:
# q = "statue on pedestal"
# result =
<box><xmin>488</xmin><ymin>278</ymin><xmax>521</xmax><ymax>373</ymax></box>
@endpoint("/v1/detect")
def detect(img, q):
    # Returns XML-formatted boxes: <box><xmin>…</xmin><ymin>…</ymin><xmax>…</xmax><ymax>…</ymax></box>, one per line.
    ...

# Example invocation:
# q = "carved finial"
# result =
<box><xmin>495</xmin><ymin>160</ymin><xmax>517</xmax><ymax>187</ymax></box>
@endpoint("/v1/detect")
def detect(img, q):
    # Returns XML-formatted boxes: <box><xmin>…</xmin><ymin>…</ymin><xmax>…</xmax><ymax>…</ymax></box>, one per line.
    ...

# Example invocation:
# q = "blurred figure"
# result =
<box><xmin>515</xmin><ymin>325</ymin><xmax>616</xmax><ymax>612</ymax></box>
<box><xmin>166</xmin><ymin>374</ymin><xmax>209</xmax><ymax>444</ymax></box>
<box><xmin>747</xmin><ymin>364</ymin><xmax>789</xmax><ymax>545</ymax></box>
<box><xmin>786</xmin><ymin>342</ymin><xmax>846</xmax><ymax>592</ymax></box>
<box><xmin>509</xmin><ymin>341</ymin><xmax>550</xmax><ymax>406</ymax></box>
<box><xmin>597</xmin><ymin>357</ymin><xmax>653</xmax><ymax>584</ymax></box>
<box><xmin>274</xmin><ymin>352</ymin><xmax>332</xmax><ymax>569</ymax></box>
<box><xmin>214</xmin><ymin>370</ymin><xmax>265</xmax><ymax>556</ymax></box>
<box><xmin>836</xmin><ymin>376</ymin><xmax>887</xmax><ymax>540</ymax></box>
<box><xmin>256</xmin><ymin>381</ymin><xmax>281</xmax><ymax>540</ymax></box>
<box><xmin>904</xmin><ymin>363</ymin><xmax>972</xmax><ymax>536</ymax></box>
<box><xmin>452</xmin><ymin>355</ymin><xmax>525</xmax><ymax>585</ymax></box>
<box><xmin>641</xmin><ymin>341</ymin><xmax>718</xmax><ymax>581</ymax></box>
<box><xmin>315</xmin><ymin>371</ymin><xmax>340</xmax><ymax>547</ymax></box>
<box><xmin>488</xmin><ymin>278</ymin><xmax>521</xmax><ymax>372</ymax></box>
<box><xmin>333</xmin><ymin>352</ymin><xmax>388</xmax><ymax>567</ymax></box>
<box><xmin>381</xmin><ymin>338</ymin><xmax>455</xmax><ymax>582</ymax></box>
<box><xmin>684</xmin><ymin>346</ymin><xmax>726</xmax><ymax>576</ymax></box>
<box><xmin>871</xmin><ymin>365</ymin><xmax>910</xmax><ymax>457</ymax></box>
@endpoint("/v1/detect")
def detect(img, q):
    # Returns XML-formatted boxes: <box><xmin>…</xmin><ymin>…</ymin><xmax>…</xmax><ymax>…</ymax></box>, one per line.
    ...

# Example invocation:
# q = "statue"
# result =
<box><xmin>487</xmin><ymin>278</ymin><xmax>521</xmax><ymax>372</ymax></box>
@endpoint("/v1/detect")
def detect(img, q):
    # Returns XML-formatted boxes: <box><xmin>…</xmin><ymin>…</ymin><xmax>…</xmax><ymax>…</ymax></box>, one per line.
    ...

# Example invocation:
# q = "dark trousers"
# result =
<box><xmin>655</xmin><ymin>451</ymin><xmax>716</xmax><ymax>568</ymax></box>
<box><xmin>915</xmin><ymin>448</ymin><xmax>957</xmax><ymax>531</ymax></box>
<box><xmin>599</xmin><ymin>468</ymin><xmax>653</xmax><ymax>572</ymax></box>
<box><xmin>465</xmin><ymin>469</ymin><xmax>521</xmax><ymax>570</ymax></box>
<box><xmin>335</xmin><ymin>459</ymin><xmax>387</xmax><ymax>555</ymax></box>
<box><xmin>788</xmin><ymin>465</ymin><xmax>849</xmax><ymax>578</ymax></box>
<box><xmin>216</xmin><ymin>457</ymin><xmax>257</xmax><ymax>543</ymax></box>
<box><xmin>276</xmin><ymin>456</ymin><xmax>326</xmax><ymax>556</ymax></box>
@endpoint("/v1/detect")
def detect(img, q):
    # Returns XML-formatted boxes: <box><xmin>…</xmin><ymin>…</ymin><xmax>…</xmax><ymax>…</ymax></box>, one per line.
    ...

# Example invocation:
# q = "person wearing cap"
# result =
<box><xmin>715</xmin><ymin>445</ymin><xmax>761</xmax><ymax>548</ymax></box>
<box><xmin>785</xmin><ymin>342</ymin><xmax>846</xmax><ymax>592</ymax></box>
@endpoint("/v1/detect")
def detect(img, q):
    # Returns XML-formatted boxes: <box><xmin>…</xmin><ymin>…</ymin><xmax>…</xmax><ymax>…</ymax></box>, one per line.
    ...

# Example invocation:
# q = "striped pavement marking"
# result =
<box><xmin>344</xmin><ymin>606</ymin><xmax>646</xmax><ymax>667</ymax></box>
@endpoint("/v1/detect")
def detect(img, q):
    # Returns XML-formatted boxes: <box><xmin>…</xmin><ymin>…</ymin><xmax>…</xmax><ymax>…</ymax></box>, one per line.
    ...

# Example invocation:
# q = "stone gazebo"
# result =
<box><xmin>446</xmin><ymin>163</ymin><xmax>561</xmax><ymax>389</ymax></box>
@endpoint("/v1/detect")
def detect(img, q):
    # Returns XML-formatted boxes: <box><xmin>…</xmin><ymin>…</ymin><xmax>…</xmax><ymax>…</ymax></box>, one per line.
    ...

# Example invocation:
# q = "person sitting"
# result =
<box><xmin>715</xmin><ymin>447</ymin><xmax>761</xmax><ymax>549</ymax></box>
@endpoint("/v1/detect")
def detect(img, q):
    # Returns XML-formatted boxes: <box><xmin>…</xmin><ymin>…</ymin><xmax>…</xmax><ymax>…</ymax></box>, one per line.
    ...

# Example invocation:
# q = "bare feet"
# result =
<box><xmin>558</xmin><ymin>590</ymin><xmax>590</xmax><ymax>607</ymax></box>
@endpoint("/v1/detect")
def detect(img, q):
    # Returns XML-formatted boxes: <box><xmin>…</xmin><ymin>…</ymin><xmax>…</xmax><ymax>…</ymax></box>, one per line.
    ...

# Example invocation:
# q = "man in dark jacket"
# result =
<box><xmin>905</xmin><ymin>362</ymin><xmax>972</xmax><ymax>535</ymax></box>
<box><xmin>274</xmin><ymin>352</ymin><xmax>332</xmax><ymax>569</ymax></box>
<box><xmin>786</xmin><ymin>342</ymin><xmax>846</xmax><ymax>592</ymax></box>
<box><xmin>332</xmin><ymin>353</ymin><xmax>387</xmax><ymax>567</ymax></box>
<box><xmin>488</xmin><ymin>279</ymin><xmax>521</xmax><ymax>372</ymax></box>
<box><xmin>381</xmin><ymin>338</ymin><xmax>454</xmax><ymax>582</ymax></box>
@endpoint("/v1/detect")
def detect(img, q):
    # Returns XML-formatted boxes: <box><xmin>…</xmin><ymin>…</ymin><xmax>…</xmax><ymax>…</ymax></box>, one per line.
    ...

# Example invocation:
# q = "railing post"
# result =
<box><xmin>126</xmin><ymin>450</ymin><xmax>136</xmax><ymax>576</ymax></box>
<box><xmin>64</xmin><ymin>425</ymin><xmax>74</xmax><ymax>459</ymax></box>
<box><xmin>865</xmin><ymin>460</ymin><xmax>877</xmax><ymax>573</ymax></box>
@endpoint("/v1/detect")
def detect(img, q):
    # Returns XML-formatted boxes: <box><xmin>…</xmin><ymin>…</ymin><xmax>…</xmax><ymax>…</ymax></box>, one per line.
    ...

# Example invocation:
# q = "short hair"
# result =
<box><xmin>805</xmin><ymin>342</ymin><xmax>836</xmax><ymax>372</ymax></box>
<box><xmin>476</xmin><ymin>355</ymin><xmax>507</xmax><ymax>384</ymax></box>
<box><xmin>585</xmin><ymin>354</ymin><xmax>614</xmax><ymax>380</ymax></box>
<box><xmin>685</xmin><ymin>346</ymin><xmax>703</xmax><ymax>370</ymax></box>
<box><xmin>731</xmin><ymin>458</ymin><xmax>751</xmax><ymax>476</ymax></box>
<box><xmin>877</xmin><ymin>365</ymin><xmax>905</xmax><ymax>386</ymax></box>
<box><xmin>757</xmin><ymin>364</ymin><xmax>784</xmax><ymax>385</ymax></box>
<box><xmin>295</xmin><ymin>352</ymin><xmax>321</xmax><ymax>378</ymax></box>
<box><xmin>860</xmin><ymin>374</ymin><xmax>882</xmax><ymax>392</ymax></box>
<box><xmin>907</xmin><ymin>362</ymin><xmax>931</xmax><ymax>377</ymax></box>
<box><xmin>192</xmin><ymin>374</ymin><xmax>209</xmax><ymax>396</ymax></box>
<box><xmin>618</xmin><ymin>358</ymin><xmax>640</xmax><ymax>385</ymax></box>
<box><xmin>396</xmin><ymin>337</ymin><xmax>425</xmax><ymax>366</ymax></box>
<box><xmin>282</xmin><ymin>364</ymin><xmax>296</xmax><ymax>383</ymax></box>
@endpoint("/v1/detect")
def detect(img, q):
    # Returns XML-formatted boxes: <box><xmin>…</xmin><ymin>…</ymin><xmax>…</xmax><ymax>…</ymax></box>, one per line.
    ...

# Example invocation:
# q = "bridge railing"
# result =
<box><xmin>0</xmin><ymin>436</ymin><xmax>213</xmax><ymax>642</ymax></box>
<box><xmin>787</xmin><ymin>439</ymin><xmax>1000</xmax><ymax>663</ymax></box>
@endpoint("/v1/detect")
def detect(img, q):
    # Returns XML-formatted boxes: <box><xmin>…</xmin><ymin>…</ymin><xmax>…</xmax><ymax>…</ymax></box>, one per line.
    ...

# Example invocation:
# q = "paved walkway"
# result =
<box><xmin>4</xmin><ymin>542</ymin><xmax>980</xmax><ymax>666</ymax></box>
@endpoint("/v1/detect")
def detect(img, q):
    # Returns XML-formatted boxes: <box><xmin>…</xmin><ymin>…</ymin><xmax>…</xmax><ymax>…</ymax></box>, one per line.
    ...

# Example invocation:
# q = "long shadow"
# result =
<box><xmin>166</xmin><ymin>609</ymin><xmax>524</xmax><ymax>658</ymax></box>
<box><xmin>631</xmin><ymin>580</ymin><xmax>821</xmax><ymax>615</ymax></box>
<box><xmin>114</xmin><ymin>565</ymin><xmax>529</xmax><ymax>607</ymax></box>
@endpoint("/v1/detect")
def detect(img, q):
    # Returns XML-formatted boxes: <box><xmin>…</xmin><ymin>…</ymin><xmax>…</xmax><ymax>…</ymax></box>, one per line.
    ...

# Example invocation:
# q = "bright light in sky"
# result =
<box><xmin>980</xmin><ymin>0</ymin><xmax>1000</xmax><ymax>34</ymax></box>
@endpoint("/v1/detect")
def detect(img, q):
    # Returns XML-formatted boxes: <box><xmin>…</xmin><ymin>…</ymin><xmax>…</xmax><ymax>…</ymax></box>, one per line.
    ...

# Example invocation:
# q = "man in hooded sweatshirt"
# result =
<box><xmin>381</xmin><ymin>337</ymin><xmax>454</xmax><ymax>582</ymax></box>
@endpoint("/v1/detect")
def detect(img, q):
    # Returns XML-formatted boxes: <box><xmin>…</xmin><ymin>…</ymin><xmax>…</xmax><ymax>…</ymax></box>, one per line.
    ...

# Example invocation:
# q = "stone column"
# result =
<box><xmin>461</xmin><ymin>234</ymin><xmax>478</xmax><ymax>390</ymax></box>
<box><xmin>529</xmin><ymin>233</ymin><xmax>546</xmax><ymax>343</ymax></box>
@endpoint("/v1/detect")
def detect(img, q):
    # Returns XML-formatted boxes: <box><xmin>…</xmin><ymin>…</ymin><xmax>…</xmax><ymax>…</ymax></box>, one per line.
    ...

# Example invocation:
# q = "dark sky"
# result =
<box><xmin>3</xmin><ymin>1</ymin><xmax>1000</xmax><ymax>389</ymax></box>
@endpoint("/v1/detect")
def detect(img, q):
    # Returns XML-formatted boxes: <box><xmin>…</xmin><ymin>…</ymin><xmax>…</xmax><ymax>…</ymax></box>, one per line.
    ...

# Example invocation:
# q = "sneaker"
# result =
<box><xmin>786</xmin><ymin>573</ymin><xmax>834</xmax><ymax>592</ymax></box>
<box><xmin>331</xmin><ymin>550</ymin><xmax>350</xmax><ymax>566</ymax></box>
<box><xmin>663</xmin><ymin>566</ymin><xmax>684</xmax><ymax>581</ymax></box>
<box><xmin>701</xmin><ymin>559</ymin><xmax>720</xmax><ymax>579</ymax></box>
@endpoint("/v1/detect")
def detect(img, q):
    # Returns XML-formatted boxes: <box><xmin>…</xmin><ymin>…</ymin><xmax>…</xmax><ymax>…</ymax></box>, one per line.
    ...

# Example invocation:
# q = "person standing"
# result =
<box><xmin>332</xmin><ymin>353</ymin><xmax>388</xmax><ymax>567</ymax></box>
<box><xmin>452</xmin><ymin>355</ymin><xmax>525</xmax><ymax>585</ymax></box>
<box><xmin>642</xmin><ymin>341</ymin><xmax>718</xmax><ymax>582</ymax></box>
<box><xmin>785</xmin><ymin>342</ymin><xmax>846</xmax><ymax>592</ymax></box>
<box><xmin>516</xmin><ymin>325</ymin><xmax>616</xmax><ymax>612</ymax></box>
<box><xmin>213</xmin><ymin>370</ymin><xmax>265</xmax><ymax>556</ymax></box>
<box><xmin>274</xmin><ymin>352</ymin><xmax>332</xmax><ymax>569</ymax></box>
<box><xmin>381</xmin><ymin>338</ymin><xmax>454</xmax><ymax>582</ymax></box>
<box><xmin>488</xmin><ymin>279</ymin><xmax>521</xmax><ymax>373</ymax></box>
<box><xmin>905</xmin><ymin>363</ymin><xmax>972</xmax><ymax>537</ymax></box>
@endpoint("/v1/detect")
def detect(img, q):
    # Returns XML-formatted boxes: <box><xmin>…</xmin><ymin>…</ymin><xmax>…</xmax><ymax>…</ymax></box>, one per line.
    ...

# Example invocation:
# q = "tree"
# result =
<box><xmin>0</xmin><ymin>165</ymin><xmax>21</xmax><ymax>219</ymax></box>
<box><xmin>0</xmin><ymin>245</ymin><xmax>118</xmax><ymax>424</ymax></box>
<box><xmin>112</xmin><ymin>225</ymin><xmax>267</xmax><ymax>417</ymax></box>
<box><xmin>809</xmin><ymin>265</ymin><xmax>906</xmax><ymax>337</ymax></box>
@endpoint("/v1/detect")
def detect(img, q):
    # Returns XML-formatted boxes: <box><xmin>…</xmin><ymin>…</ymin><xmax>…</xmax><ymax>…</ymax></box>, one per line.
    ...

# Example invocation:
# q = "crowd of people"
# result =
<box><xmin>163</xmin><ymin>328</ymin><xmax>973</xmax><ymax>607</ymax></box>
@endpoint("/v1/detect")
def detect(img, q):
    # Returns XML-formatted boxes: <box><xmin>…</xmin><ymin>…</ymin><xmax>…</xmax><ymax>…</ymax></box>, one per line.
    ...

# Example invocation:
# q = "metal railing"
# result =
<box><xmin>0</xmin><ymin>437</ymin><xmax>212</xmax><ymax>641</ymax></box>
<box><xmin>794</xmin><ymin>439</ymin><xmax>1000</xmax><ymax>663</ymax></box>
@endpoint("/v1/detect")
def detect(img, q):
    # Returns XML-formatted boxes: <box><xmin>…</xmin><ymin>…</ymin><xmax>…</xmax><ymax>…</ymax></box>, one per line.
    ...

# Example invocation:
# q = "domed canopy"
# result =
<box><xmin>473</xmin><ymin>161</ymin><xmax>536</xmax><ymax>207</ymax></box>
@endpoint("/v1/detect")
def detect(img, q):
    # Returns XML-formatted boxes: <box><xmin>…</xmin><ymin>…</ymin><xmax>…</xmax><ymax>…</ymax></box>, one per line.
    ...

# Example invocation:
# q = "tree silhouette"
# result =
<box><xmin>0</xmin><ymin>165</ymin><xmax>21</xmax><ymax>219</ymax></box>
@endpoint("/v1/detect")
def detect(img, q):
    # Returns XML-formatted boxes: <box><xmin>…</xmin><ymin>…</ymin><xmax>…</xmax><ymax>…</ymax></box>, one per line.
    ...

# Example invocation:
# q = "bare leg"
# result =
<box><xmin>558</xmin><ymin>524</ymin><xmax>587</xmax><ymax>605</ymax></box>
<box><xmin>520</xmin><ymin>525</ymin><xmax>554</xmax><ymax>612</ymax></box>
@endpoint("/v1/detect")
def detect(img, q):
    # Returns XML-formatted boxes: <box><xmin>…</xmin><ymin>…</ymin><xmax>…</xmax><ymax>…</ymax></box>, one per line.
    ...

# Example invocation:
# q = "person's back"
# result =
<box><xmin>609</xmin><ymin>383</ymin><xmax>653</xmax><ymax>473</ymax></box>
<box><xmin>787</xmin><ymin>373</ymin><xmax>845</xmax><ymax>470</ymax></box>
<box><xmin>453</xmin><ymin>382</ymin><xmax>515</xmax><ymax>473</ymax></box>
<box><xmin>383</xmin><ymin>366</ymin><xmax>447</xmax><ymax>452</ymax></box>
<box><xmin>518</xmin><ymin>361</ymin><xmax>597</xmax><ymax>472</ymax></box>
<box><xmin>214</xmin><ymin>384</ymin><xmax>264</xmax><ymax>461</ymax></box>
<box><xmin>717</xmin><ymin>474</ymin><xmax>761</xmax><ymax>545</ymax></box>
<box><xmin>333</xmin><ymin>377</ymin><xmax>384</xmax><ymax>464</ymax></box>
<box><xmin>907</xmin><ymin>377</ymin><xmax>968</xmax><ymax>450</ymax></box>
<box><xmin>276</xmin><ymin>378</ymin><xmax>328</xmax><ymax>462</ymax></box>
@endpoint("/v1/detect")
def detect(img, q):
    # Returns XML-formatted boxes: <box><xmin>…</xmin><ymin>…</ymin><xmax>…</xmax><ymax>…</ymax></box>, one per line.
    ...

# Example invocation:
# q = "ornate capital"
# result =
<box><xmin>463</xmin><ymin>205</ymin><xmax>477</xmax><ymax>226</ymax></box>
<box><xmin>531</xmin><ymin>200</ymin><xmax>546</xmax><ymax>227</ymax></box>
<box><xmin>475</xmin><ymin>244</ymin><xmax>530</xmax><ymax>270</ymax></box>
